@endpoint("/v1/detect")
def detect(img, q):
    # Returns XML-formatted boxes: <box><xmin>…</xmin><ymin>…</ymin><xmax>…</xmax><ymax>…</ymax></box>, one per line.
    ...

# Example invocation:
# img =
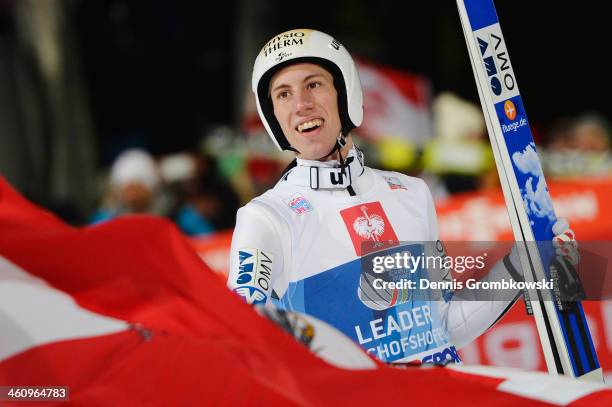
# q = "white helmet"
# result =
<box><xmin>252</xmin><ymin>29</ymin><xmax>363</xmax><ymax>151</ymax></box>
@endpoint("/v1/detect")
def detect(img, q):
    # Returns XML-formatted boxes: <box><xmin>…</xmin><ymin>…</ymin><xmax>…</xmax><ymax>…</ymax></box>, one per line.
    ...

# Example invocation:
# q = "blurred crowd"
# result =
<box><xmin>542</xmin><ymin>113</ymin><xmax>612</xmax><ymax>177</ymax></box>
<box><xmin>86</xmin><ymin>91</ymin><xmax>611</xmax><ymax>238</ymax></box>
<box><xmin>90</xmin><ymin>146</ymin><xmax>241</xmax><ymax>237</ymax></box>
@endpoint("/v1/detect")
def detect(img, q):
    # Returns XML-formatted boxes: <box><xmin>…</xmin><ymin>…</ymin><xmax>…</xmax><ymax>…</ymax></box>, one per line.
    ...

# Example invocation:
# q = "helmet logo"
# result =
<box><xmin>263</xmin><ymin>31</ymin><xmax>306</xmax><ymax>57</ymax></box>
<box><xmin>330</xmin><ymin>39</ymin><xmax>341</xmax><ymax>50</ymax></box>
<box><xmin>275</xmin><ymin>51</ymin><xmax>292</xmax><ymax>62</ymax></box>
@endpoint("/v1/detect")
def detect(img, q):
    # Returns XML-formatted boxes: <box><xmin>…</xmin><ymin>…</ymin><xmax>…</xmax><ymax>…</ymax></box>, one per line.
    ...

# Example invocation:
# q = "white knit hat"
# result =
<box><xmin>110</xmin><ymin>149</ymin><xmax>160</xmax><ymax>190</ymax></box>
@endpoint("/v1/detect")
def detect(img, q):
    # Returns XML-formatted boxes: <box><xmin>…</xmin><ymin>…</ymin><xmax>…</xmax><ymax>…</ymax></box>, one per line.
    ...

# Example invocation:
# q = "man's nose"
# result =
<box><xmin>295</xmin><ymin>90</ymin><xmax>314</xmax><ymax>113</ymax></box>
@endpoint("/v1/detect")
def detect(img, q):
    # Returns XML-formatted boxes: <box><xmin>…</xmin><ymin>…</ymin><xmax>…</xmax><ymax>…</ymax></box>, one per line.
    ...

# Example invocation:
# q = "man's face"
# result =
<box><xmin>270</xmin><ymin>63</ymin><xmax>341</xmax><ymax>160</ymax></box>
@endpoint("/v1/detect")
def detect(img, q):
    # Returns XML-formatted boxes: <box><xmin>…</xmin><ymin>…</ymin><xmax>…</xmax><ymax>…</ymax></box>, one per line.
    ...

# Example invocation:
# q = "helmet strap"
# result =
<box><xmin>315</xmin><ymin>132</ymin><xmax>355</xmax><ymax>196</ymax></box>
<box><xmin>315</xmin><ymin>132</ymin><xmax>347</xmax><ymax>161</ymax></box>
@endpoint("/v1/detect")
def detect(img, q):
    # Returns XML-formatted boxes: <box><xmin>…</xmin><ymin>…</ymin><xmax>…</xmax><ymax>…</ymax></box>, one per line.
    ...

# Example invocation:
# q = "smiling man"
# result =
<box><xmin>227</xmin><ymin>29</ymin><xmax>579</xmax><ymax>365</ymax></box>
<box><xmin>270</xmin><ymin>63</ymin><xmax>343</xmax><ymax>161</ymax></box>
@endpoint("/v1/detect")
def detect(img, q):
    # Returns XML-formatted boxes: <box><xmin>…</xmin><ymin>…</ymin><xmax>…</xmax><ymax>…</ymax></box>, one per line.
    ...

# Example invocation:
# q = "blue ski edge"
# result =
<box><xmin>464</xmin><ymin>0</ymin><xmax>499</xmax><ymax>31</ymax></box>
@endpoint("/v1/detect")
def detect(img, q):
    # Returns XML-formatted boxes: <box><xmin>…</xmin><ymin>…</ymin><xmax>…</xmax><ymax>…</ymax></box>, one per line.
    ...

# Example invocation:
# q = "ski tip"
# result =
<box><xmin>577</xmin><ymin>368</ymin><xmax>605</xmax><ymax>383</ymax></box>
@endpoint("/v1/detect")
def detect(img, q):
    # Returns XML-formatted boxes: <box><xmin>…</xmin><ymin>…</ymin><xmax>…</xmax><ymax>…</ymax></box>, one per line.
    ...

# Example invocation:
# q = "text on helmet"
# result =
<box><xmin>264</xmin><ymin>31</ymin><xmax>305</xmax><ymax>57</ymax></box>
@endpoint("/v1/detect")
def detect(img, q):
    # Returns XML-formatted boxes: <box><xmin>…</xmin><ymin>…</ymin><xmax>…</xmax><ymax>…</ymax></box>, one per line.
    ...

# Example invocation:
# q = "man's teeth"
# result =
<box><xmin>297</xmin><ymin>119</ymin><xmax>323</xmax><ymax>132</ymax></box>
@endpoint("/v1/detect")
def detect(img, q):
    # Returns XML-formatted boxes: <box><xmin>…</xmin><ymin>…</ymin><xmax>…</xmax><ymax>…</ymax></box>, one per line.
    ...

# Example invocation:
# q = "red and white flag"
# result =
<box><xmin>1</xmin><ymin>177</ymin><xmax>611</xmax><ymax>405</ymax></box>
<box><xmin>355</xmin><ymin>58</ymin><xmax>432</xmax><ymax>146</ymax></box>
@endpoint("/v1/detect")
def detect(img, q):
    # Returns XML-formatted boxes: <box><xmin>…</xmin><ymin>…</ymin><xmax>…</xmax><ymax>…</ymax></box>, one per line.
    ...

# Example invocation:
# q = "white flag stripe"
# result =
<box><xmin>450</xmin><ymin>365</ymin><xmax>610</xmax><ymax>405</ymax></box>
<box><xmin>357</xmin><ymin>63</ymin><xmax>432</xmax><ymax>146</ymax></box>
<box><xmin>0</xmin><ymin>256</ymin><xmax>128</xmax><ymax>362</ymax></box>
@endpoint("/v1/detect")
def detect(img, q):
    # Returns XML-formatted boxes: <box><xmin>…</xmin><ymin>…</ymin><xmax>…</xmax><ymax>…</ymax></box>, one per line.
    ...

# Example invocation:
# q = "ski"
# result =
<box><xmin>456</xmin><ymin>0</ymin><xmax>603</xmax><ymax>381</ymax></box>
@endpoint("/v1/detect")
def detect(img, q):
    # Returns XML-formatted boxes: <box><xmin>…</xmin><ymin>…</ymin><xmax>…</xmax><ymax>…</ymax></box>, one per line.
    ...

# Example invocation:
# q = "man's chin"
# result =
<box><xmin>297</xmin><ymin>145</ymin><xmax>337</xmax><ymax>161</ymax></box>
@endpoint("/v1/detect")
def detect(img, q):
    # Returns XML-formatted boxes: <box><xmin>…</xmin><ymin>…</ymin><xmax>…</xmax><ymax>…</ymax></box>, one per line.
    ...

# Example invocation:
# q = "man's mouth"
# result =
<box><xmin>296</xmin><ymin>119</ymin><xmax>324</xmax><ymax>133</ymax></box>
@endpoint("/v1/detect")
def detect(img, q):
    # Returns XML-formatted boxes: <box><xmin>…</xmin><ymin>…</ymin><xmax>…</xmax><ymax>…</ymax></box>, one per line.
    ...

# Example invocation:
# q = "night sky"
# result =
<box><xmin>72</xmin><ymin>1</ymin><xmax>611</xmax><ymax>160</ymax></box>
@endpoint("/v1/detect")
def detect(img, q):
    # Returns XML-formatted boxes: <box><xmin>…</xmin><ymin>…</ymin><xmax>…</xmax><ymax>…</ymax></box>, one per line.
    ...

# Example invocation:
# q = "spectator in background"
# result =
<box><xmin>543</xmin><ymin>113</ymin><xmax>612</xmax><ymax>178</ymax></box>
<box><xmin>571</xmin><ymin>113</ymin><xmax>611</xmax><ymax>153</ymax></box>
<box><xmin>90</xmin><ymin>148</ymin><xmax>162</xmax><ymax>224</ymax></box>
<box><xmin>160</xmin><ymin>151</ymin><xmax>240</xmax><ymax>237</ymax></box>
<box><xmin>422</xmin><ymin>92</ymin><xmax>495</xmax><ymax>197</ymax></box>
<box><xmin>545</xmin><ymin>118</ymin><xmax>576</xmax><ymax>152</ymax></box>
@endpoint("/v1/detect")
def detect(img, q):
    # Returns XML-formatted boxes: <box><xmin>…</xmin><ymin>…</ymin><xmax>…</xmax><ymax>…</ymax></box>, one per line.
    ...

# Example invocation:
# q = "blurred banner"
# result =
<box><xmin>354</xmin><ymin>59</ymin><xmax>432</xmax><ymax>146</ymax></box>
<box><xmin>190</xmin><ymin>229</ymin><xmax>233</xmax><ymax>278</ymax></box>
<box><xmin>242</xmin><ymin>59</ymin><xmax>433</xmax><ymax>147</ymax></box>
<box><xmin>436</xmin><ymin>178</ymin><xmax>612</xmax><ymax>241</ymax></box>
<box><xmin>5</xmin><ymin>176</ymin><xmax>612</xmax><ymax>404</ymax></box>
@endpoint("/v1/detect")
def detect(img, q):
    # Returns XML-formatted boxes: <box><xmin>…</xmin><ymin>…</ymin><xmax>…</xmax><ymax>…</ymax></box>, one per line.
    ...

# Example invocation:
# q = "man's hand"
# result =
<box><xmin>552</xmin><ymin>218</ymin><xmax>580</xmax><ymax>266</ymax></box>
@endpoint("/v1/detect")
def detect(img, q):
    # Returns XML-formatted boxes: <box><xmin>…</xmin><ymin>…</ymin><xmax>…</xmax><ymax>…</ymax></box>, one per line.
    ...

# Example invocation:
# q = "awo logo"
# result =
<box><xmin>475</xmin><ymin>24</ymin><xmax>518</xmax><ymax>103</ymax></box>
<box><xmin>233</xmin><ymin>249</ymin><xmax>273</xmax><ymax>304</ymax></box>
<box><xmin>340</xmin><ymin>202</ymin><xmax>398</xmax><ymax>255</ymax></box>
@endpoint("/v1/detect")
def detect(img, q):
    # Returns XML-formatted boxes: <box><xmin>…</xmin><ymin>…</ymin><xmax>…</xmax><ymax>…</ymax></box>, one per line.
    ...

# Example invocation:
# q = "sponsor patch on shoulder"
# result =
<box><xmin>284</xmin><ymin>193</ymin><xmax>313</xmax><ymax>214</ymax></box>
<box><xmin>383</xmin><ymin>176</ymin><xmax>406</xmax><ymax>190</ymax></box>
<box><xmin>233</xmin><ymin>248</ymin><xmax>274</xmax><ymax>305</ymax></box>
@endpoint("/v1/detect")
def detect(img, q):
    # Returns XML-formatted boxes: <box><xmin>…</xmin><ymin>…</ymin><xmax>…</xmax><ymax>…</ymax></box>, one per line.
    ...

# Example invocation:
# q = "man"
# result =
<box><xmin>228</xmin><ymin>29</ymin><xmax>577</xmax><ymax>365</ymax></box>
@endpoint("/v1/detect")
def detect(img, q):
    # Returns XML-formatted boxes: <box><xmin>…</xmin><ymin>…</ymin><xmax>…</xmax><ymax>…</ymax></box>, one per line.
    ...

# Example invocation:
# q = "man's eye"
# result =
<box><xmin>308</xmin><ymin>82</ymin><xmax>321</xmax><ymax>89</ymax></box>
